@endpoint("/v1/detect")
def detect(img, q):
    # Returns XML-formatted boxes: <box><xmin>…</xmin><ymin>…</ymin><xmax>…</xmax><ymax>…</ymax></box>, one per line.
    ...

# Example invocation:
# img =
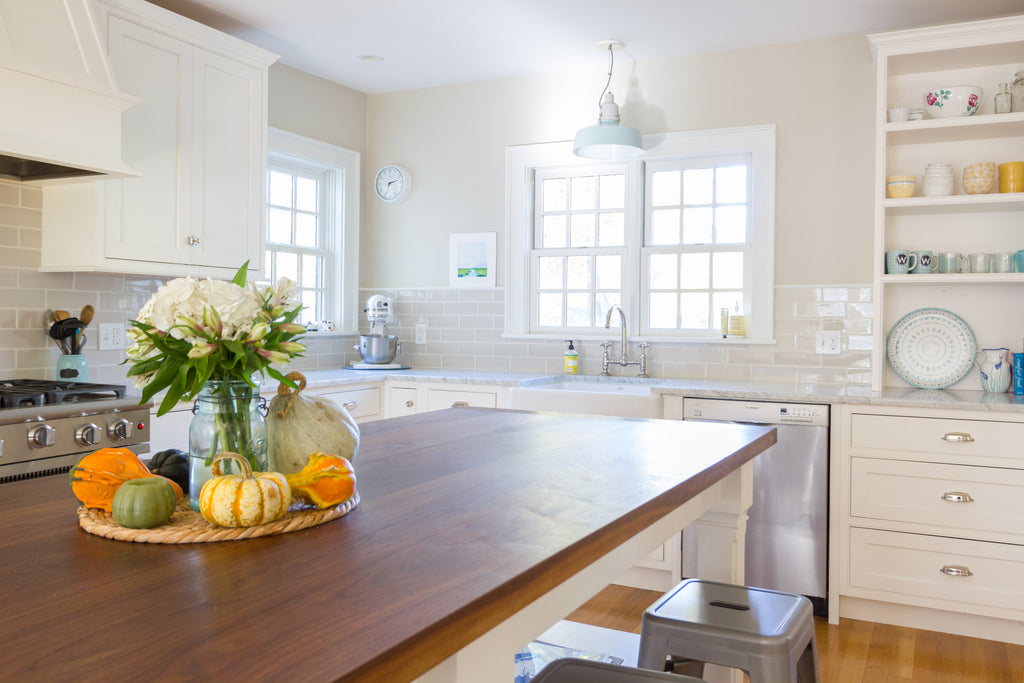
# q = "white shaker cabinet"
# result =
<box><xmin>834</xmin><ymin>403</ymin><xmax>1024</xmax><ymax>645</ymax></box>
<box><xmin>41</xmin><ymin>0</ymin><xmax>277</xmax><ymax>278</ymax></box>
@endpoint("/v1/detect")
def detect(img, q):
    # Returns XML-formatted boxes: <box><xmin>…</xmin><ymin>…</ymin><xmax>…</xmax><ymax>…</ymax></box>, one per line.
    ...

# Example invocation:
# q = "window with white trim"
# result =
<box><xmin>263</xmin><ymin>128</ymin><xmax>361</xmax><ymax>333</ymax></box>
<box><xmin>506</xmin><ymin>125</ymin><xmax>775</xmax><ymax>342</ymax></box>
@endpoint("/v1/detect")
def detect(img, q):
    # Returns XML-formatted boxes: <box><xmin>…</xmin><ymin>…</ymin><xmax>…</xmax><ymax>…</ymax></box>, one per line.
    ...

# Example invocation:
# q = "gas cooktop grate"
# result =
<box><xmin>0</xmin><ymin>380</ymin><xmax>127</xmax><ymax>409</ymax></box>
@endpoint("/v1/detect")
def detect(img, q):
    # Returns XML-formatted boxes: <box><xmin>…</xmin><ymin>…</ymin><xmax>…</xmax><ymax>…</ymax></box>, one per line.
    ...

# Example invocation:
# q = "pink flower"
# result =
<box><xmin>968</xmin><ymin>94</ymin><xmax>978</xmax><ymax>107</ymax></box>
<box><xmin>926</xmin><ymin>93</ymin><xmax>937</xmax><ymax>106</ymax></box>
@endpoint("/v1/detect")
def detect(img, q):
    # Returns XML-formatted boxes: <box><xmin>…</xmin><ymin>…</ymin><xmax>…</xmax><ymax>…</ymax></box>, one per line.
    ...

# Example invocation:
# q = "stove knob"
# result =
<box><xmin>27</xmin><ymin>424</ymin><xmax>56</xmax><ymax>448</ymax></box>
<box><xmin>107</xmin><ymin>418</ymin><xmax>133</xmax><ymax>441</ymax></box>
<box><xmin>75</xmin><ymin>423</ymin><xmax>101</xmax><ymax>447</ymax></box>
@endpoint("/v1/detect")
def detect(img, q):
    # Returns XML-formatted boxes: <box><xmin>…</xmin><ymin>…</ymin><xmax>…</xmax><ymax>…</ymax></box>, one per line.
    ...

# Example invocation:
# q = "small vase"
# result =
<box><xmin>188</xmin><ymin>379</ymin><xmax>268</xmax><ymax>510</ymax></box>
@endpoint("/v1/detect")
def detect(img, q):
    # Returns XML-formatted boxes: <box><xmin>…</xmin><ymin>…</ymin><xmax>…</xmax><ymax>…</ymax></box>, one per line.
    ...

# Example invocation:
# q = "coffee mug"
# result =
<box><xmin>934</xmin><ymin>251</ymin><xmax>967</xmax><ymax>274</ymax></box>
<box><xmin>991</xmin><ymin>252</ymin><xmax>1015</xmax><ymax>273</ymax></box>
<box><xmin>887</xmin><ymin>105</ymin><xmax>909</xmax><ymax>122</ymax></box>
<box><xmin>968</xmin><ymin>253</ymin><xmax>990</xmax><ymax>273</ymax></box>
<box><xmin>909</xmin><ymin>250</ymin><xmax>933</xmax><ymax>274</ymax></box>
<box><xmin>885</xmin><ymin>249</ymin><xmax>917</xmax><ymax>275</ymax></box>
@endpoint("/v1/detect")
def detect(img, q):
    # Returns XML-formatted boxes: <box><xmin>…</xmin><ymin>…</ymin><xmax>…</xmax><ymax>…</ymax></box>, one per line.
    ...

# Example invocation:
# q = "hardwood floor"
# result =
<box><xmin>566</xmin><ymin>585</ymin><xmax>1024</xmax><ymax>682</ymax></box>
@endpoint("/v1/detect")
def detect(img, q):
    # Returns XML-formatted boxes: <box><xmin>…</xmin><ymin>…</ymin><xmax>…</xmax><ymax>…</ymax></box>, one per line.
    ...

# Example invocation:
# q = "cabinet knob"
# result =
<box><xmin>940</xmin><ymin>491</ymin><xmax>974</xmax><ymax>503</ymax></box>
<box><xmin>187</xmin><ymin>235</ymin><xmax>201</xmax><ymax>247</ymax></box>
<box><xmin>405</xmin><ymin>400</ymin><xmax>414</xmax><ymax>408</ymax></box>
<box><xmin>939</xmin><ymin>564</ymin><xmax>973</xmax><ymax>578</ymax></box>
<box><xmin>451</xmin><ymin>401</ymin><xmax>470</xmax><ymax>407</ymax></box>
<box><xmin>343</xmin><ymin>401</ymin><xmax>357</xmax><ymax>411</ymax></box>
<box><xmin>941</xmin><ymin>431</ymin><xmax>974</xmax><ymax>443</ymax></box>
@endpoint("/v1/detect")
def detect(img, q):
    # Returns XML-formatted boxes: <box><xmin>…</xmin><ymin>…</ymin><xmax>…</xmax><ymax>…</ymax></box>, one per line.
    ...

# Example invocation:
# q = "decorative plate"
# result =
<box><xmin>886</xmin><ymin>308</ymin><xmax>976</xmax><ymax>389</ymax></box>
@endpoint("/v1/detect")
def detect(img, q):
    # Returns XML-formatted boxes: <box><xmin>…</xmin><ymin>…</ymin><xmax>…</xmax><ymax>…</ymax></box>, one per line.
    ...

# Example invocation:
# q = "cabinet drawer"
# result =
<box><xmin>850</xmin><ymin>457</ymin><xmax>1024</xmax><ymax>540</ymax></box>
<box><xmin>388</xmin><ymin>387</ymin><xmax>418</xmax><ymax>417</ymax></box>
<box><xmin>425</xmin><ymin>389</ymin><xmax>497</xmax><ymax>412</ymax></box>
<box><xmin>318</xmin><ymin>387</ymin><xmax>382</xmax><ymax>421</ymax></box>
<box><xmin>850</xmin><ymin>413</ymin><xmax>1024</xmax><ymax>464</ymax></box>
<box><xmin>849</xmin><ymin>527</ymin><xmax>1024</xmax><ymax>614</ymax></box>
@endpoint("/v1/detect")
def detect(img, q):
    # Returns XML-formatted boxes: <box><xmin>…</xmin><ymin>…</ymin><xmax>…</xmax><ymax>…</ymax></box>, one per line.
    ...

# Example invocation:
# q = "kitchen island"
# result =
<box><xmin>0</xmin><ymin>408</ymin><xmax>775</xmax><ymax>682</ymax></box>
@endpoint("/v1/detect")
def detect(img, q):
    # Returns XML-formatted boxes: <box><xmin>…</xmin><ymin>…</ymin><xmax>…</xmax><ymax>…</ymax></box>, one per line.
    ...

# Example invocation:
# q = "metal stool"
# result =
<box><xmin>532</xmin><ymin>658</ymin><xmax>704</xmax><ymax>682</ymax></box>
<box><xmin>637</xmin><ymin>579</ymin><xmax>819</xmax><ymax>682</ymax></box>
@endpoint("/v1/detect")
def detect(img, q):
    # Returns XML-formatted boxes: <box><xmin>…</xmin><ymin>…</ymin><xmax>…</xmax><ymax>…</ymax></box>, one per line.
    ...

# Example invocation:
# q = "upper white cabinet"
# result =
<box><xmin>868</xmin><ymin>17</ymin><xmax>1024</xmax><ymax>390</ymax></box>
<box><xmin>41</xmin><ymin>0</ymin><xmax>278</xmax><ymax>278</ymax></box>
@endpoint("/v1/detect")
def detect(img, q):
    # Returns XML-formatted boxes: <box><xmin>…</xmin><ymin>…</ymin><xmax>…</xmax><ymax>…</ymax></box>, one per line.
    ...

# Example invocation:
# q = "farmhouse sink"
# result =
<box><xmin>507</xmin><ymin>377</ymin><xmax>663</xmax><ymax>418</ymax></box>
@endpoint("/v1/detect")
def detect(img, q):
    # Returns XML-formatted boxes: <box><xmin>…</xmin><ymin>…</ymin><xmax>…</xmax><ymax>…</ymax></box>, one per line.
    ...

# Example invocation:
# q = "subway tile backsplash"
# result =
<box><xmin>1</xmin><ymin>179</ymin><xmax>872</xmax><ymax>388</ymax></box>
<box><xmin>362</xmin><ymin>285</ymin><xmax>874</xmax><ymax>386</ymax></box>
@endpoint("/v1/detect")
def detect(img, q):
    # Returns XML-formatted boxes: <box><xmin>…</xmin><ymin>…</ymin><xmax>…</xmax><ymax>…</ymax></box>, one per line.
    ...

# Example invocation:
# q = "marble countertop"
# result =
<box><xmin>292</xmin><ymin>367</ymin><xmax>1024</xmax><ymax>414</ymax></box>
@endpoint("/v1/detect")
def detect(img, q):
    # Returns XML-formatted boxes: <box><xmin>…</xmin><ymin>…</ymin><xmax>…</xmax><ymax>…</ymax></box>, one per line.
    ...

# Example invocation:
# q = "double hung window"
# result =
<box><xmin>506</xmin><ymin>125</ymin><xmax>775</xmax><ymax>342</ymax></box>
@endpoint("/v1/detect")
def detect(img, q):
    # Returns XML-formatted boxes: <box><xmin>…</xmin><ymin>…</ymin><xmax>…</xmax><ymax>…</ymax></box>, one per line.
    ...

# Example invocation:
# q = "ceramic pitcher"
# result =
<box><xmin>975</xmin><ymin>347</ymin><xmax>1011</xmax><ymax>393</ymax></box>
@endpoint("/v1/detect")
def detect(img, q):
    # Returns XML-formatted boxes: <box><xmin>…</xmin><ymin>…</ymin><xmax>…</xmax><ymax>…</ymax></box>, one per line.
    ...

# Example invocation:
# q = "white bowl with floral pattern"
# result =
<box><xmin>923</xmin><ymin>86</ymin><xmax>983</xmax><ymax>118</ymax></box>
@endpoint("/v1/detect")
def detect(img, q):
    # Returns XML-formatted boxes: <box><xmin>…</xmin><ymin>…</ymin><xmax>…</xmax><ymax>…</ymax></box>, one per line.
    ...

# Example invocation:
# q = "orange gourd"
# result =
<box><xmin>285</xmin><ymin>452</ymin><xmax>356</xmax><ymax>509</ymax></box>
<box><xmin>70</xmin><ymin>447</ymin><xmax>184</xmax><ymax>512</ymax></box>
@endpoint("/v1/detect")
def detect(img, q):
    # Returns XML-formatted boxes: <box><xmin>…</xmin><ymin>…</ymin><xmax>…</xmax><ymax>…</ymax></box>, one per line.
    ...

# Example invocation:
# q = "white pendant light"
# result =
<box><xmin>573</xmin><ymin>40</ymin><xmax>644</xmax><ymax>160</ymax></box>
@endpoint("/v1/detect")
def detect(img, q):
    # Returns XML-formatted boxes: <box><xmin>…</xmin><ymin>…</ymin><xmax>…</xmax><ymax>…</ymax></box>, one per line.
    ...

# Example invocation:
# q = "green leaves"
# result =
<box><xmin>124</xmin><ymin>262</ymin><xmax>305</xmax><ymax>416</ymax></box>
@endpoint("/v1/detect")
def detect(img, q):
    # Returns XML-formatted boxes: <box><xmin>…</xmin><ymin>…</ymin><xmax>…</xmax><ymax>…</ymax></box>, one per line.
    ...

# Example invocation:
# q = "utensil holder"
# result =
<box><xmin>57</xmin><ymin>355</ymin><xmax>89</xmax><ymax>383</ymax></box>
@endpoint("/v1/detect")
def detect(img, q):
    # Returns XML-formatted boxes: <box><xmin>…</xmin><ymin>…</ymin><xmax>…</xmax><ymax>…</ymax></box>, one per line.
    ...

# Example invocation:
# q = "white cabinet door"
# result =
<box><xmin>104</xmin><ymin>15</ymin><xmax>190</xmax><ymax>265</ymax></box>
<box><xmin>189</xmin><ymin>49</ymin><xmax>263</xmax><ymax>269</ymax></box>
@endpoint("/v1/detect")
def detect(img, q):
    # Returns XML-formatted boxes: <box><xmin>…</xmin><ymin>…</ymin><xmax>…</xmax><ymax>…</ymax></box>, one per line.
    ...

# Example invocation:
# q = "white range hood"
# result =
<box><xmin>0</xmin><ymin>0</ymin><xmax>139</xmax><ymax>181</ymax></box>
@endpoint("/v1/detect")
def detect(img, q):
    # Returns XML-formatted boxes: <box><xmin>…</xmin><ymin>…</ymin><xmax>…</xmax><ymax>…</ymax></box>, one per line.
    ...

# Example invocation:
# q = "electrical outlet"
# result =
<box><xmin>98</xmin><ymin>323</ymin><xmax>125</xmax><ymax>350</ymax></box>
<box><xmin>414</xmin><ymin>318</ymin><xmax>427</xmax><ymax>345</ymax></box>
<box><xmin>814</xmin><ymin>330</ymin><xmax>841</xmax><ymax>355</ymax></box>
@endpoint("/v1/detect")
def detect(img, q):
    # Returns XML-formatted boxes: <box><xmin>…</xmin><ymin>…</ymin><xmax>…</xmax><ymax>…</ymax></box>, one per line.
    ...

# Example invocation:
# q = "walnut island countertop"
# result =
<box><xmin>0</xmin><ymin>408</ymin><xmax>775</xmax><ymax>682</ymax></box>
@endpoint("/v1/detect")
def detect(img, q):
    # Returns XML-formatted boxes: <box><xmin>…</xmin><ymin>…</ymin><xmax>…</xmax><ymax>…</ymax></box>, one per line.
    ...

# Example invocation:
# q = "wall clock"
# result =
<box><xmin>374</xmin><ymin>164</ymin><xmax>412</xmax><ymax>204</ymax></box>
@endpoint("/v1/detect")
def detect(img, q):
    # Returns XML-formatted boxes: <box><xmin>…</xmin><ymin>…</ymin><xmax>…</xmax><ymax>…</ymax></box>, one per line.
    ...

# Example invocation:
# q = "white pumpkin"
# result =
<box><xmin>267</xmin><ymin>372</ymin><xmax>360</xmax><ymax>474</ymax></box>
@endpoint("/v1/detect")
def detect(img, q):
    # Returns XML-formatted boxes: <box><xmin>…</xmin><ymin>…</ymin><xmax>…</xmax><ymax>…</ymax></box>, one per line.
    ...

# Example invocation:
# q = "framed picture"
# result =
<box><xmin>449</xmin><ymin>232</ymin><xmax>496</xmax><ymax>288</ymax></box>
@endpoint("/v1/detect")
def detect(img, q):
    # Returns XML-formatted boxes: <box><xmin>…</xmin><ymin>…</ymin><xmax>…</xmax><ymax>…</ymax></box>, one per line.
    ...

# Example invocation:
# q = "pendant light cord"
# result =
<box><xmin>598</xmin><ymin>42</ymin><xmax>614</xmax><ymax>109</ymax></box>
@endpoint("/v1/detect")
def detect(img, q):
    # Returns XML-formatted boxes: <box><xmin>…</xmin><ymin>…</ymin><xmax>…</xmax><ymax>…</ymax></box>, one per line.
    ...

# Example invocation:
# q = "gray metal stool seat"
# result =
<box><xmin>531</xmin><ymin>658</ymin><xmax>705</xmax><ymax>682</ymax></box>
<box><xmin>638</xmin><ymin>579</ymin><xmax>819</xmax><ymax>682</ymax></box>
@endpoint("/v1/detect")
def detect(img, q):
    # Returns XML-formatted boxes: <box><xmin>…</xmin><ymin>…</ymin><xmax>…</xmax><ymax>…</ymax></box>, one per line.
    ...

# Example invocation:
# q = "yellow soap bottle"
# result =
<box><xmin>564</xmin><ymin>341</ymin><xmax>578</xmax><ymax>373</ymax></box>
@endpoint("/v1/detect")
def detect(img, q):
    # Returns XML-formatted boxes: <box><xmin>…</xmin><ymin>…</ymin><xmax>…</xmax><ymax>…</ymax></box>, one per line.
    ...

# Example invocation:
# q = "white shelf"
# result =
<box><xmin>881</xmin><ymin>273</ymin><xmax>1024</xmax><ymax>285</ymax></box>
<box><xmin>883</xmin><ymin>193</ymin><xmax>1024</xmax><ymax>214</ymax></box>
<box><xmin>886</xmin><ymin>112</ymin><xmax>1024</xmax><ymax>144</ymax></box>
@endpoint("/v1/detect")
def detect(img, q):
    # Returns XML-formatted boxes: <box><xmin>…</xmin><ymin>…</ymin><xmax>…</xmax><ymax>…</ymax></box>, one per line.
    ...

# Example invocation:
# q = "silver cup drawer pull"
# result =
<box><xmin>940</xmin><ymin>564</ymin><xmax>973</xmax><ymax>577</ymax></box>
<box><xmin>343</xmin><ymin>401</ymin><xmax>358</xmax><ymax>410</ymax></box>
<box><xmin>941</xmin><ymin>432</ymin><xmax>975</xmax><ymax>443</ymax></box>
<box><xmin>451</xmin><ymin>401</ymin><xmax>470</xmax><ymax>407</ymax></box>
<box><xmin>940</xmin><ymin>491</ymin><xmax>974</xmax><ymax>503</ymax></box>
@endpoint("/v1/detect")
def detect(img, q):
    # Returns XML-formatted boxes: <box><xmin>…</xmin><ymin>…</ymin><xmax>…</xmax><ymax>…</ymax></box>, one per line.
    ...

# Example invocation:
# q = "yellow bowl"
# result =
<box><xmin>886</xmin><ymin>180</ymin><xmax>916</xmax><ymax>198</ymax></box>
<box><xmin>963</xmin><ymin>162</ymin><xmax>996</xmax><ymax>178</ymax></box>
<box><xmin>887</xmin><ymin>174</ymin><xmax>916</xmax><ymax>182</ymax></box>
<box><xmin>1000</xmin><ymin>179</ymin><xmax>1024</xmax><ymax>193</ymax></box>
<box><xmin>998</xmin><ymin>161</ymin><xmax>1024</xmax><ymax>176</ymax></box>
<box><xmin>962</xmin><ymin>177</ymin><xmax>993</xmax><ymax>194</ymax></box>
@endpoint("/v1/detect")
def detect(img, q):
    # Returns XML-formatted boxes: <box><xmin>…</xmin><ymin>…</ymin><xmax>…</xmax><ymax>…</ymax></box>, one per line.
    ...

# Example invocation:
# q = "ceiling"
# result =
<box><xmin>146</xmin><ymin>0</ymin><xmax>1023</xmax><ymax>94</ymax></box>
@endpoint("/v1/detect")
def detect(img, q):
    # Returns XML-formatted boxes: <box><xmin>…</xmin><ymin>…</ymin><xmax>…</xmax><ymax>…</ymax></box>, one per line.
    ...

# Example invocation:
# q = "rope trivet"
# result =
<box><xmin>77</xmin><ymin>490</ymin><xmax>359</xmax><ymax>543</ymax></box>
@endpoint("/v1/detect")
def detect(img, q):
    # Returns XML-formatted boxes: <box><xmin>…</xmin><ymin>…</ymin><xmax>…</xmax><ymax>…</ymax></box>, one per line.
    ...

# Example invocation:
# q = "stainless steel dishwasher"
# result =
<box><xmin>682</xmin><ymin>397</ymin><xmax>829</xmax><ymax>613</ymax></box>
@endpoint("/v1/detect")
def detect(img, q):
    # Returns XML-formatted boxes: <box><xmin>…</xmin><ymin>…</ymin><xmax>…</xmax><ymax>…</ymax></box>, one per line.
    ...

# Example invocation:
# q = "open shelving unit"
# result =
<box><xmin>869</xmin><ymin>16</ymin><xmax>1024</xmax><ymax>391</ymax></box>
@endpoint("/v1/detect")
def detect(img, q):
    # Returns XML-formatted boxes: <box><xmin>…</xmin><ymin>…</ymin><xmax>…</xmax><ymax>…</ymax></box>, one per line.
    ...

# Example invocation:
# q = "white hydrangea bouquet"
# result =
<box><xmin>125</xmin><ymin>261</ymin><xmax>306</xmax><ymax>417</ymax></box>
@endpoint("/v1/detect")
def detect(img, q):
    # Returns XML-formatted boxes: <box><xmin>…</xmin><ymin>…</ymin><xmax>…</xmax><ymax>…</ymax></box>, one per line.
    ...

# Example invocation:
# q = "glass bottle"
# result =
<box><xmin>994</xmin><ymin>83</ymin><xmax>1011</xmax><ymax>114</ymax></box>
<box><xmin>188</xmin><ymin>379</ymin><xmax>268</xmax><ymax>510</ymax></box>
<box><xmin>1012</xmin><ymin>70</ymin><xmax>1024</xmax><ymax>113</ymax></box>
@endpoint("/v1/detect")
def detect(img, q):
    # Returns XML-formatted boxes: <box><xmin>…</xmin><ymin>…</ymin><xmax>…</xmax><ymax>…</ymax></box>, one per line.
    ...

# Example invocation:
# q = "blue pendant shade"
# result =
<box><xmin>572</xmin><ymin>46</ymin><xmax>644</xmax><ymax>159</ymax></box>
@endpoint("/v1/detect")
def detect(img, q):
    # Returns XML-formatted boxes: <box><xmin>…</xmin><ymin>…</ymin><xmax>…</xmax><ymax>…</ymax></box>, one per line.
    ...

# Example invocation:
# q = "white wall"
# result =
<box><xmin>268</xmin><ymin>63</ymin><xmax>368</xmax><ymax>156</ymax></box>
<box><xmin>362</xmin><ymin>34</ymin><xmax>876</xmax><ymax>289</ymax></box>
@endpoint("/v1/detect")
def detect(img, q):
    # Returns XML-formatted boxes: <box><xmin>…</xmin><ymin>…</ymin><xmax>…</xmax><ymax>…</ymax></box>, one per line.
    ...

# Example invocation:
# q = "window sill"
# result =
<box><xmin>501</xmin><ymin>332</ymin><xmax>777</xmax><ymax>345</ymax></box>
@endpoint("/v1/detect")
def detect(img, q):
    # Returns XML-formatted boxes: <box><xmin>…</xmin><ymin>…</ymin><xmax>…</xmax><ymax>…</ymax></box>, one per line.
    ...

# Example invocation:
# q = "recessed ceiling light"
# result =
<box><xmin>358</xmin><ymin>55</ymin><xmax>384</xmax><ymax>63</ymax></box>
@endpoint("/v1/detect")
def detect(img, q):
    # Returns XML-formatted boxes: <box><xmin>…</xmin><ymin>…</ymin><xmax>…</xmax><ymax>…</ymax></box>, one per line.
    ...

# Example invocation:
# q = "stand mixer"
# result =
<box><xmin>353</xmin><ymin>295</ymin><xmax>403</xmax><ymax>367</ymax></box>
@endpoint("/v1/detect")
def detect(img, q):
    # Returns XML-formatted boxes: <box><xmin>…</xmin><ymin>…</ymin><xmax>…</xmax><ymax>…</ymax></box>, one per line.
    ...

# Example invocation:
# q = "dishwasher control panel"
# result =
<box><xmin>682</xmin><ymin>398</ymin><xmax>829</xmax><ymax>427</ymax></box>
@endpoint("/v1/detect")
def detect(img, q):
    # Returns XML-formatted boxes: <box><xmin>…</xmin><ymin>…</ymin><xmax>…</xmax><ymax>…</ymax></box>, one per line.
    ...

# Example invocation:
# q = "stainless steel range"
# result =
<box><xmin>0</xmin><ymin>380</ymin><xmax>151</xmax><ymax>484</ymax></box>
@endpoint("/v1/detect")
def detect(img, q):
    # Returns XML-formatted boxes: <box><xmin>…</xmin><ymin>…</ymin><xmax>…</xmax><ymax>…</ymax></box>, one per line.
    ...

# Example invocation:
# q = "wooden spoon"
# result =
<box><xmin>54</xmin><ymin>310</ymin><xmax>70</xmax><ymax>322</ymax></box>
<box><xmin>77</xmin><ymin>305</ymin><xmax>94</xmax><ymax>350</ymax></box>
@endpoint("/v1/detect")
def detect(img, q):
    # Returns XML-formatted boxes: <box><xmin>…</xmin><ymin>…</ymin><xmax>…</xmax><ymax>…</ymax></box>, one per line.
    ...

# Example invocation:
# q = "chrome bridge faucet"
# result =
<box><xmin>601</xmin><ymin>305</ymin><xmax>649</xmax><ymax>377</ymax></box>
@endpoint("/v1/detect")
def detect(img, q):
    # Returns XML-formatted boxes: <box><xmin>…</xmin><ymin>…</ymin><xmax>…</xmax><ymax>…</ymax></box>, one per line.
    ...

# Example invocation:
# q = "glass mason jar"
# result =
<box><xmin>188</xmin><ymin>379</ymin><xmax>268</xmax><ymax>510</ymax></box>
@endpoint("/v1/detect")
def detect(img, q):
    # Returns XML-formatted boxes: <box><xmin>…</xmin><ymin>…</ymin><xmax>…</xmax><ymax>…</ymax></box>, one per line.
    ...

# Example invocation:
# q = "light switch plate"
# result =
<box><xmin>814</xmin><ymin>330</ymin><xmax>841</xmax><ymax>355</ymax></box>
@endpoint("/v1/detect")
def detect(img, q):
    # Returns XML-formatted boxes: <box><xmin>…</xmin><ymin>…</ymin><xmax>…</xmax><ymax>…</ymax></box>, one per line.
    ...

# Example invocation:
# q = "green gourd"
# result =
<box><xmin>267</xmin><ymin>372</ymin><xmax>359</xmax><ymax>475</ymax></box>
<box><xmin>147</xmin><ymin>448</ymin><xmax>190</xmax><ymax>494</ymax></box>
<box><xmin>111</xmin><ymin>477</ymin><xmax>178</xmax><ymax>529</ymax></box>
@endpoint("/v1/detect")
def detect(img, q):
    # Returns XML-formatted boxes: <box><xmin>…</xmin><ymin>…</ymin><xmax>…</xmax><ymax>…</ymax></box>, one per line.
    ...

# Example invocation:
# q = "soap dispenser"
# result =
<box><xmin>564</xmin><ymin>340</ymin><xmax>578</xmax><ymax>373</ymax></box>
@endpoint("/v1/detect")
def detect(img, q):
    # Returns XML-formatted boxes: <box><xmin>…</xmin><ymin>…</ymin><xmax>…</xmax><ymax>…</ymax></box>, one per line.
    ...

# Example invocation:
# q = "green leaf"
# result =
<box><xmin>231</xmin><ymin>260</ymin><xmax>250</xmax><ymax>287</ymax></box>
